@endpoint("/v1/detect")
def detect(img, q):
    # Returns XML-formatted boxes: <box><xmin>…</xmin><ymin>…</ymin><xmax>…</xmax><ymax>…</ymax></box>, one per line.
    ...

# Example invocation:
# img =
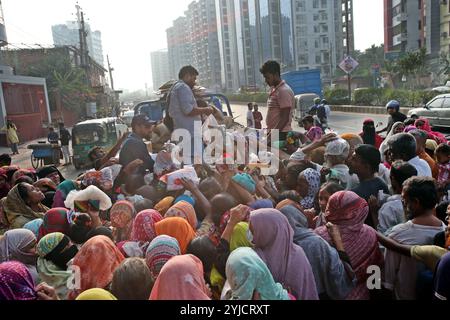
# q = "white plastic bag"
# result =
<box><xmin>163</xmin><ymin>166</ymin><xmax>200</xmax><ymax>191</ymax></box>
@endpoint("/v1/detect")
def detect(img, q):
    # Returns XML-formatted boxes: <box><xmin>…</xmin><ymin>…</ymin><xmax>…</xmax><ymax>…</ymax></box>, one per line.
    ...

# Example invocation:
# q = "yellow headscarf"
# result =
<box><xmin>75</xmin><ymin>288</ymin><xmax>117</xmax><ymax>300</ymax></box>
<box><xmin>154</xmin><ymin>197</ymin><xmax>175</xmax><ymax>216</ymax></box>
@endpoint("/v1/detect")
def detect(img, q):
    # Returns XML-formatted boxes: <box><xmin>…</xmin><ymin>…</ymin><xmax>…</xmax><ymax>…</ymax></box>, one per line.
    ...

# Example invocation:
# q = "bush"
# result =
<box><xmin>353</xmin><ymin>88</ymin><xmax>384</xmax><ymax>106</ymax></box>
<box><xmin>324</xmin><ymin>88</ymin><xmax>350</xmax><ymax>105</ymax></box>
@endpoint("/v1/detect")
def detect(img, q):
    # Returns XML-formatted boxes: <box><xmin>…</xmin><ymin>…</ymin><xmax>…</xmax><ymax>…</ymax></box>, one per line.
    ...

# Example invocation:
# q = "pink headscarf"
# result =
<box><xmin>315</xmin><ymin>191</ymin><xmax>383</xmax><ymax>300</ymax></box>
<box><xmin>250</xmin><ymin>209</ymin><xmax>319</xmax><ymax>300</ymax></box>
<box><xmin>130</xmin><ymin>210</ymin><xmax>163</xmax><ymax>242</ymax></box>
<box><xmin>149</xmin><ymin>254</ymin><xmax>211</xmax><ymax>300</ymax></box>
<box><xmin>415</xmin><ymin>118</ymin><xmax>447</xmax><ymax>145</ymax></box>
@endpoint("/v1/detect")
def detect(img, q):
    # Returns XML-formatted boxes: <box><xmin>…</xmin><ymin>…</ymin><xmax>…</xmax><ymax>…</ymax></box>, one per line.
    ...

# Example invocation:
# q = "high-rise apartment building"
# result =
<box><xmin>167</xmin><ymin>1</ymin><xmax>221</xmax><ymax>90</ymax></box>
<box><xmin>166</xmin><ymin>17</ymin><xmax>192</xmax><ymax>80</ymax></box>
<box><xmin>151</xmin><ymin>49</ymin><xmax>171</xmax><ymax>89</ymax></box>
<box><xmin>384</xmin><ymin>0</ymin><xmax>440</xmax><ymax>55</ymax></box>
<box><xmin>167</xmin><ymin>0</ymin><xmax>354</xmax><ymax>92</ymax></box>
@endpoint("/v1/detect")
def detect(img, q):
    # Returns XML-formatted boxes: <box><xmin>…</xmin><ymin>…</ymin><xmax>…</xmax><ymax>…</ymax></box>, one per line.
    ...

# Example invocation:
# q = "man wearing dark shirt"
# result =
<box><xmin>377</xmin><ymin>100</ymin><xmax>407</xmax><ymax>135</ymax></box>
<box><xmin>349</xmin><ymin>144</ymin><xmax>389</xmax><ymax>227</ymax></box>
<box><xmin>59</xmin><ymin>123</ymin><xmax>72</xmax><ymax>166</ymax></box>
<box><xmin>119</xmin><ymin>115</ymin><xmax>156</xmax><ymax>175</ymax></box>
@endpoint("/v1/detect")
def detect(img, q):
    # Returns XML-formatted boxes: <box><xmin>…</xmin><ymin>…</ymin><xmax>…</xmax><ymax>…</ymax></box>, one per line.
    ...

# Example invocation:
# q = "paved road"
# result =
<box><xmin>229</xmin><ymin>104</ymin><xmax>387</xmax><ymax>135</ymax></box>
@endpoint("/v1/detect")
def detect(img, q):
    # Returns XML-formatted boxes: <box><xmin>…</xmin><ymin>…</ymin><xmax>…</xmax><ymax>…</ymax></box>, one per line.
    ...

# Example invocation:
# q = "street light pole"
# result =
<box><xmin>344</xmin><ymin>0</ymin><xmax>351</xmax><ymax>102</ymax></box>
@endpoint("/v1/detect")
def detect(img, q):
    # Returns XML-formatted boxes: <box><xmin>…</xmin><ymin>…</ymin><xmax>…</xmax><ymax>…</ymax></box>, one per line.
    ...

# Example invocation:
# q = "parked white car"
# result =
<box><xmin>408</xmin><ymin>93</ymin><xmax>450</xmax><ymax>128</ymax></box>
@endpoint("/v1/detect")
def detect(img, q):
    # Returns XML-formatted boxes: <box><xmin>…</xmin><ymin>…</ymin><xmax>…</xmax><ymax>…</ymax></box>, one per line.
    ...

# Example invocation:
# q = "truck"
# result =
<box><xmin>281</xmin><ymin>69</ymin><xmax>323</xmax><ymax>123</ymax></box>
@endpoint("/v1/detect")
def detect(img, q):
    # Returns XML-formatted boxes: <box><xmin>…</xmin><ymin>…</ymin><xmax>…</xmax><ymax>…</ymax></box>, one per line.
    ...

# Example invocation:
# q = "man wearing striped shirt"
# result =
<box><xmin>260</xmin><ymin>60</ymin><xmax>295</xmax><ymax>143</ymax></box>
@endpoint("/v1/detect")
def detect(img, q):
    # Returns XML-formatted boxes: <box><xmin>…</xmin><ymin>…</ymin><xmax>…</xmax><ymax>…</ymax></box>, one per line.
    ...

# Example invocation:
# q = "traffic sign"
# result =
<box><xmin>339</xmin><ymin>56</ymin><xmax>359</xmax><ymax>74</ymax></box>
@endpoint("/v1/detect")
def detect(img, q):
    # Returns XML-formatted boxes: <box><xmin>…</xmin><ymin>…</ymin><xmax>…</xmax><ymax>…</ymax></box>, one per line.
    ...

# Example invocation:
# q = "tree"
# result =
<box><xmin>396</xmin><ymin>47</ymin><xmax>427</xmax><ymax>89</ymax></box>
<box><xmin>24</xmin><ymin>51</ymin><xmax>94</xmax><ymax>114</ymax></box>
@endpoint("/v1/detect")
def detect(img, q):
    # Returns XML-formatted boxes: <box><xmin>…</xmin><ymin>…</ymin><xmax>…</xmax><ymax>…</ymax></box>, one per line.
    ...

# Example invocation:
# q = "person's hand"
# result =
<box><xmin>229</xmin><ymin>204</ymin><xmax>251</xmax><ymax>226</ymax></box>
<box><xmin>318</xmin><ymin>133</ymin><xmax>338</xmax><ymax>146</ymax></box>
<box><xmin>368</xmin><ymin>195</ymin><xmax>380</xmax><ymax>211</ymax></box>
<box><xmin>35</xmin><ymin>282</ymin><xmax>58</xmax><ymax>300</ymax></box>
<box><xmin>105</xmin><ymin>157</ymin><xmax>119</xmax><ymax>167</ymax></box>
<box><xmin>326</xmin><ymin>222</ymin><xmax>344</xmax><ymax>249</ymax></box>
<box><xmin>180</xmin><ymin>177</ymin><xmax>198</xmax><ymax>192</ymax></box>
<box><xmin>303</xmin><ymin>209</ymin><xmax>316</xmax><ymax>228</ymax></box>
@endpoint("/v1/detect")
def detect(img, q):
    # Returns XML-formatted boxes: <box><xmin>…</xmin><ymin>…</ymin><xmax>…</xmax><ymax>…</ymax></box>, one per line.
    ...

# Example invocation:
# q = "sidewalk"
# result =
<box><xmin>4</xmin><ymin>132</ymin><xmax>81</xmax><ymax>180</ymax></box>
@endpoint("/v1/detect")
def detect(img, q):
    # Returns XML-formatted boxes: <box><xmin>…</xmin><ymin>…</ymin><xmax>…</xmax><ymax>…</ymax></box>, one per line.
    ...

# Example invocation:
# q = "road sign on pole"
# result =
<box><xmin>339</xmin><ymin>56</ymin><xmax>359</xmax><ymax>74</ymax></box>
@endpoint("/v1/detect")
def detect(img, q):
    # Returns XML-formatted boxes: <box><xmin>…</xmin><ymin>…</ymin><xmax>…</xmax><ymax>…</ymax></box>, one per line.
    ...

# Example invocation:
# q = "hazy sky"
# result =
<box><xmin>2</xmin><ymin>0</ymin><xmax>384</xmax><ymax>91</ymax></box>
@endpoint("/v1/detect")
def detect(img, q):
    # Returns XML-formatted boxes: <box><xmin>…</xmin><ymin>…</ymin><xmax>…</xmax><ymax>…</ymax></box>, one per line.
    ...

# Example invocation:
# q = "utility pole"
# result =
<box><xmin>107</xmin><ymin>55</ymin><xmax>117</xmax><ymax>116</ymax></box>
<box><xmin>76</xmin><ymin>3</ymin><xmax>90</xmax><ymax>86</ymax></box>
<box><xmin>344</xmin><ymin>0</ymin><xmax>352</xmax><ymax>102</ymax></box>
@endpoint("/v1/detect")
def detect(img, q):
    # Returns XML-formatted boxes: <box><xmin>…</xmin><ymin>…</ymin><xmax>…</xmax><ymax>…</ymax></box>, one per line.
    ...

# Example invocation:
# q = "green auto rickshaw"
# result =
<box><xmin>72</xmin><ymin>118</ymin><xmax>128</xmax><ymax>169</ymax></box>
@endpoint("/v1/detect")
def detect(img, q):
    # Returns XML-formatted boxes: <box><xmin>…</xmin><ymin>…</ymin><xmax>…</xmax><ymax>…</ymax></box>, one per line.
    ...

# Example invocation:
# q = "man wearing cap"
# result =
<box><xmin>119</xmin><ymin>115</ymin><xmax>156</xmax><ymax>175</ymax></box>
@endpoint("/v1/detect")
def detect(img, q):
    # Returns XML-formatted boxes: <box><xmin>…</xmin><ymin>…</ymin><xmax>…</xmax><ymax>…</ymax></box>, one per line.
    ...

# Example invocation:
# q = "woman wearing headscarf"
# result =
<box><xmin>130</xmin><ymin>210</ymin><xmax>163</xmax><ymax>243</ymax></box>
<box><xmin>379</xmin><ymin>122</ymin><xmax>405</xmax><ymax>162</ymax></box>
<box><xmin>145</xmin><ymin>235</ymin><xmax>181</xmax><ymax>280</ymax></box>
<box><xmin>165</xmin><ymin>200</ymin><xmax>198</xmax><ymax>230</ymax></box>
<box><xmin>75</xmin><ymin>288</ymin><xmax>117</xmax><ymax>300</ymax></box>
<box><xmin>297</xmin><ymin>168</ymin><xmax>321</xmax><ymax>210</ymax></box>
<box><xmin>415</xmin><ymin>118</ymin><xmax>447</xmax><ymax>145</ymax></box>
<box><xmin>11</xmin><ymin>169</ymin><xmax>36</xmax><ymax>186</ymax></box>
<box><xmin>0</xmin><ymin>170</ymin><xmax>10</xmax><ymax>199</ymax></box>
<box><xmin>111</xmin><ymin>257</ymin><xmax>154</xmax><ymax>300</ymax></box>
<box><xmin>149</xmin><ymin>254</ymin><xmax>211</xmax><ymax>300</ymax></box>
<box><xmin>360</xmin><ymin>119</ymin><xmax>384</xmax><ymax>149</ymax></box>
<box><xmin>154</xmin><ymin>196</ymin><xmax>175</xmax><ymax>216</ymax></box>
<box><xmin>1</xmin><ymin>182</ymin><xmax>48</xmax><ymax>230</ymax></box>
<box><xmin>224</xmin><ymin>247</ymin><xmax>291</xmax><ymax>300</ymax></box>
<box><xmin>36</xmin><ymin>166</ymin><xmax>65</xmax><ymax>186</ymax></box>
<box><xmin>52</xmin><ymin>180</ymin><xmax>79</xmax><ymax>209</ymax></box>
<box><xmin>0</xmin><ymin>229</ymin><xmax>39</xmax><ymax>283</ymax></box>
<box><xmin>37</xmin><ymin>232</ymin><xmax>78</xmax><ymax>299</ymax></box>
<box><xmin>0</xmin><ymin>261</ymin><xmax>37</xmax><ymax>300</ymax></box>
<box><xmin>249</xmin><ymin>208</ymin><xmax>318</xmax><ymax>300</ymax></box>
<box><xmin>68</xmin><ymin>235</ymin><xmax>125</xmax><ymax>300</ymax></box>
<box><xmin>38</xmin><ymin>208</ymin><xmax>70</xmax><ymax>240</ymax></box>
<box><xmin>315</xmin><ymin>191</ymin><xmax>384</xmax><ymax>300</ymax></box>
<box><xmin>155</xmin><ymin>217</ymin><xmax>196</xmax><ymax>254</ymax></box>
<box><xmin>110</xmin><ymin>200</ymin><xmax>135</xmax><ymax>242</ymax></box>
<box><xmin>280</xmin><ymin>206</ymin><xmax>355</xmax><ymax>300</ymax></box>
<box><xmin>23</xmin><ymin>219</ymin><xmax>43</xmax><ymax>238</ymax></box>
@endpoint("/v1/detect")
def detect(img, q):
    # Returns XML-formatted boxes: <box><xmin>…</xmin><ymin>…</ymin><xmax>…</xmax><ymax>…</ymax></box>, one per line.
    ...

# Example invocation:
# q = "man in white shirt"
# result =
<box><xmin>383</xmin><ymin>177</ymin><xmax>446</xmax><ymax>300</ymax></box>
<box><xmin>386</xmin><ymin>133</ymin><xmax>432</xmax><ymax>177</ymax></box>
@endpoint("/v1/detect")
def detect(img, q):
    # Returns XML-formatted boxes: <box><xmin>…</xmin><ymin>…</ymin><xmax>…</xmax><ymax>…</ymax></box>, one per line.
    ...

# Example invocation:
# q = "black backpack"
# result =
<box><xmin>163</xmin><ymin>81</ymin><xmax>181</xmax><ymax>132</ymax></box>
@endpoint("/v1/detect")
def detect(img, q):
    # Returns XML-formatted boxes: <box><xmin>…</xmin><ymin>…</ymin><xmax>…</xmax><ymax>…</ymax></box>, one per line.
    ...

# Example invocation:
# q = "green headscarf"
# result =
<box><xmin>225</xmin><ymin>247</ymin><xmax>290</xmax><ymax>301</ymax></box>
<box><xmin>37</xmin><ymin>232</ymin><xmax>72</xmax><ymax>300</ymax></box>
<box><xmin>230</xmin><ymin>222</ymin><xmax>253</xmax><ymax>252</ymax></box>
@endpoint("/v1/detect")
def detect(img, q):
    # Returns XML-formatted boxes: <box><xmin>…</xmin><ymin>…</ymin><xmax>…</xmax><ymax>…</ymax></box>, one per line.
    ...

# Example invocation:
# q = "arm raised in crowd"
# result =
<box><xmin>301</xmin><ymin>133</ymin><xmax>338</xmax><ymax>155</ymax></box>
<box><xmin>181</xmin><ymin>177</ymin><xmax>211</xmax><ymax>221</ymax></box>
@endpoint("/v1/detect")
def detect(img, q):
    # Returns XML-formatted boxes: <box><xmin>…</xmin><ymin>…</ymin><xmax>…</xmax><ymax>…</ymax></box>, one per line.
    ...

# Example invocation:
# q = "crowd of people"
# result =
<box><xmin>1</xmin><ymin>61</ymin><xmax>450</xmax><ymax>301</ymax></box>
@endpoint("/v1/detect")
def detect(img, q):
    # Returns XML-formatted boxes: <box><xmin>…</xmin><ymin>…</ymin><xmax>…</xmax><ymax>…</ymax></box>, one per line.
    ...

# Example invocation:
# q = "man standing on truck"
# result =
<box><xmin>260</xmin><ymin>60</ymin><xmax>294</xmax><ymax>143</ymax></box>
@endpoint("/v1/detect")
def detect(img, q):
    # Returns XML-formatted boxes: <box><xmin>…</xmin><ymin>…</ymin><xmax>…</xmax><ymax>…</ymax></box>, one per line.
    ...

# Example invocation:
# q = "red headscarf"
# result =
<box><xmin>38</xmin><ymin>208</ymin><xmax>70</xmax><ymax>240</ymax></box>
<box><xmin>68</xmin><ymin>235</ymin><xmax>124</xmax><ymax>299</ymax></box>
<box><xmin>315</xmin><ymin>191</ymin><xmax>384</xmax><ymax>300</ymax></box>
<box><xmin>130</xmin><ymin>210</ymin><xmax>163</xmax><ymax>242</ymax></box>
